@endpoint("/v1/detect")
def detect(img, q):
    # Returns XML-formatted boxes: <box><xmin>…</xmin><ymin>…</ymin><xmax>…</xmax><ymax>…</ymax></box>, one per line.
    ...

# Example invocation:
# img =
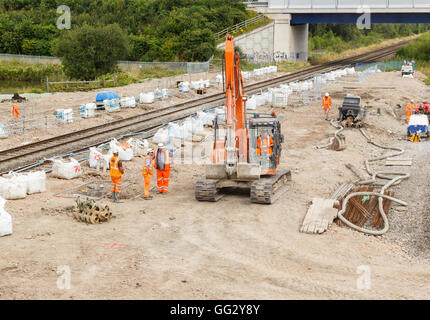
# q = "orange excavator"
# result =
<box><xmin>195</xmin><ymin>36</ymin><xmax>291</xmax><ymax>204</ymax></box>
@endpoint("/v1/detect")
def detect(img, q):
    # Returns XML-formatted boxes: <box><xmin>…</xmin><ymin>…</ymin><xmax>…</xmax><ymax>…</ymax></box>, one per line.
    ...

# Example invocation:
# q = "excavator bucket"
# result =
<box><xmin>330</xmin><ymin>134</ymin><xmax>346</xmax><ymax>151</ymax></box>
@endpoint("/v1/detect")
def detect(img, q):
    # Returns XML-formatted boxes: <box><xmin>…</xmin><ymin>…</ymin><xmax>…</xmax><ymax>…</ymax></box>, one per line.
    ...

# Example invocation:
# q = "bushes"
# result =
<box><xmin>0</xmin><ymin>0</ymin><xmax>249</xmax><ymax>62</ymax></box>
<box><xmin>309</xmin><ymin>24</ymin><xmax>429</xmax><ymax>54</ymax></box>
<box><xmin>54</xmin><ymin>24</ymin><xmax>129</xmax><ymax>80</ymax></box>
<box><xmin>0</xmin><ymin>61</ymin><xmax>64</xmax><ymax>82</ymax></box>
<box><xmin>396</xmin><ymin>33</ymin><xmax>430</xmax><ymax>61</ymax></box>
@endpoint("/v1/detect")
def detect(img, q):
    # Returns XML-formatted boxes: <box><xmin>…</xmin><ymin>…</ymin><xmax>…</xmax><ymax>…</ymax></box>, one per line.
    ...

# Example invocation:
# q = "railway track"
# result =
<box><xmin>0</xmin><ymin>40</ymin><xmax>409</xmax><ymax>174</ymax></box>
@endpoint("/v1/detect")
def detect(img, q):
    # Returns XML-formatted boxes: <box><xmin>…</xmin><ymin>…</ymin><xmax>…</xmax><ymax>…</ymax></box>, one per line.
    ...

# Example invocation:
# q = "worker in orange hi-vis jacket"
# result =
<box><xmin>154</xmin><ymin>143</ymin><xmax>170</xmax><ymax>194</ymax></box>
<box><xmin>109</xmin><ymin>151</ymin><xmax>124</xmax><ymax>203</ymax></box>
<box><xmin>406</xmin><ymin>99</ymin><xmax>415</xmax><ymax>123</ymax></box>
<box><xmin>256</xmin><ymin>132</ymin><xmax>274</xmax><ymax>157</ymax></box>
<box><xmin>12</xmin><ymin>105</ymin><xmax>20</xmax><ymax>118</ymax></box>
<box><xmin>142</xmin><ymin>148</ymin><xmax>154</xmax><ymax>200</ymax></box>
<box><xmin>322</xmin><ymin>93</ymin><xmax>332</xmax><ymax>120</ymax></box>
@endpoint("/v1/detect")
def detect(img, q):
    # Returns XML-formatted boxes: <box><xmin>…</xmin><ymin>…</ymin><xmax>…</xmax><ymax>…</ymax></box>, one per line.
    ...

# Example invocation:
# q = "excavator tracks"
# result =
<box><xmin>195</xmin><ymin>179</ymin><xmax>224</xmax><ymax>202</ymax></box>
<box><xmin>250</xmin><ymin>170</ymin><xmax>292</xmax><ymax>204</ymax></box>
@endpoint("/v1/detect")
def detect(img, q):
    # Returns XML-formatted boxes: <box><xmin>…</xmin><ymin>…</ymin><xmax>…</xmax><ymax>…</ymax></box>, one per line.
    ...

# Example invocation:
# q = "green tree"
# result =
<box><xmin>54</xmin><ymin>23</ymin><xmax>129</xmax><ymax>79</ymax></box>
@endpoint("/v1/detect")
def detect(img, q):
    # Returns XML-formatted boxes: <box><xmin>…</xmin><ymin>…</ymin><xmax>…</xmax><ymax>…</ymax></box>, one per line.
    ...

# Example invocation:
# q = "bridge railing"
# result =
<box><xmin>246</xmin><ymin>0</ymin><xmax>430</xmax><ymax>9</ymax></box>
<box><xmin>215</xmin><ymin>14</ymin><xmax>269</xmax><ymax>41</ymax></box>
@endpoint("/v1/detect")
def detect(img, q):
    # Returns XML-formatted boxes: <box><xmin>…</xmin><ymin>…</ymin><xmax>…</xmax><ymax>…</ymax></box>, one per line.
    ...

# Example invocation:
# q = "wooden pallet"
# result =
<box><xmin>300</xmin><ymin>198</ymin><xmax>339</xmax><ymax>234</ymax></box>
<box><xmin>385</xmin><ymin>158</ymin><xmax>413</xmax><ymax>166</ymax></box>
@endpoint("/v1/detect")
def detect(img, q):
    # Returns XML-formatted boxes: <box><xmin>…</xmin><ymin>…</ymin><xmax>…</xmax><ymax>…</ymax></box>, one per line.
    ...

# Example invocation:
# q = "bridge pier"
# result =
<box><xmin>271</xmin><ymin>13</ymin><xmax>308</xmax><ymax>61</ymax></box>
<box><xmin>216</xmin><ymin>13</ymin><xmax>309</xmax><ymax>62</ymax></box>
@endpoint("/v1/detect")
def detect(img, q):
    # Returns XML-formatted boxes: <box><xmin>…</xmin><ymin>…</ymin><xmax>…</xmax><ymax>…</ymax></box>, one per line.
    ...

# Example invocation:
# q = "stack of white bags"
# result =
<box><xmin>0</xmin><ymin>171</ymin><xmax>46</xmax><ymax>200</ymax></box>
<box><xmin>0</xmin><ymin>197</ymin><xmax>12</xmax><ymax>237</ymax></box>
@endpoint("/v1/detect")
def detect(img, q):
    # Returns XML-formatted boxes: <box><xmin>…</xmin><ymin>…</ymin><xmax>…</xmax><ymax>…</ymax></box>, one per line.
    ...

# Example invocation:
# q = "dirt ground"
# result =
<box><xmin>1</xmin><ymin>70</ymin><xmax>430</xmax><ymax>300</ymax></box>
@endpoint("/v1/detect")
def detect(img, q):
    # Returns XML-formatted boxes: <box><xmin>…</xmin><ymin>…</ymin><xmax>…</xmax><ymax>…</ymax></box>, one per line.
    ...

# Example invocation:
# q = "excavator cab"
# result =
<box><xmin>248</xmin><ymin>113</ymin><xmax>283</xmax><ymax>175</ymax></box>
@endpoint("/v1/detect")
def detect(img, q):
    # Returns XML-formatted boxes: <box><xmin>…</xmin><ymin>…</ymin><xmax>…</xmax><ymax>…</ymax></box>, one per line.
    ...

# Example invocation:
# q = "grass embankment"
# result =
<box><xmin>309</xmin><ymin>34</ymin><xmax>421</xmax><ymax>65</ymax></box>
<box><xmin>0</xmin><ymin>60</ymin><xmax>186</xmax><ymax>94</ymax></box>
<box><xmin>396</xmin><ymin>33</ymin><xmax>430</xmax><ymax>85</ymax></box>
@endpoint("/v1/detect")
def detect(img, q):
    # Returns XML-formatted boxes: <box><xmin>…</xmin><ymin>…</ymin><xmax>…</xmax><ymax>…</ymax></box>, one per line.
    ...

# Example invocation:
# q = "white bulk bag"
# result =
<box><xmin>192</xmin><ymin>116</ymin><xmax>204</xmax><ymax>133</ymax></box>
<box><xmin>289</xmin><ymin>82</ymin><xmax>300</xmax><ymax>91</ymax></box>
<box><xmin>26</xmin><ymin>171</ymin><xmax>46</xmax><ymax>195</ymax></box>
<box><xmin>120</xmin><ymin>97</ymin><xmax>129</xmax><ymax>108</ymax></box>
<box><xmin>104</xmin><ymin>99</ymin><xmax>120</xmax><ymax>112</ymax></box>
<box><xmin>64</xmin><ymin>109</ymin><xmax>73</xmax><ymax>123</ymax></box>
<box><xmin>191</xmin><ymin>81</ymin><xmax>201</xmax><ymax>90</ymax></box>
<box><xmin>242</xmin><ymin>71</ymin><xmax>250</xmax><ymax>80</ymax></box>
<box><xmin>179</xmin><ymin>82</ymin><xmax>190</xmax><ymax>92</ymax></box>
<box><xmin>338</xmin><ymin>69</ymin><xmax>347</xmax><ymax>76</ymax></box>
<box><xmin>140</xmin><ymin>92</ymin><xmax>155</xmax><ymax>104</ymax></box>
<box><xmin>52</xmin><ymin>158</ymin><xmax>82</xmax><ymax>180</ymax></box>
<box><xmin>168</xmin><ymin>123</ymin><xmax>182</xmax><ymax>140</ymax></box>
<box><xmin>102</xmin><ymin>152</ymin><xmax>113</xmax><ymax>169</ymax></box>
<box><xmin>182</xmin><ymin>118</ymin><xmax>194</xmax><ymax>138</ymax></box>
<box><xmin>1</xmin><ymin>177</ymin><xmax>27</xmax><ymax>200</ymax></box>
<box><xmin>119</xmin><ymin>143</ymin><xmax>133</xmax><ymax>161</ymax></box>
<box><xmin>109</xmin><ymin>139</ymin><xmax>133</xmax><ymax>161</ymax></box>
<box><xmin>85</xmin><ymin>103</ymin><xmax>96</xmax><ymax>118</ymax></box>
<box><xmin>255</xmin><ymin>95</ymin><xmax>266</xmax><ymax>106</ymax></box>
<box><xmin>272</xmin><ymin>90</ymin><xmax>288</xmax><ymax>108</ymax></box>
<box><xmin>89</xmin><ymin>147</ymin><xmax>103</xmax><ymax>168</ymax></box>
<box><xmin>268</xmin><ymin>66</ymin><xmax>278</xmax><ymax>73</ymax></box>
<box><xmin>325</xmin><ymin>73</ymin><xmax>336</xmax><ymax>81</ymax></box>
<box><xmin>0</xmin><ymin>197</ymin><xmax>12</xmax><ymax>237</ymax></box>
<box><xmin>246</xmin><ymin>97</ymin><xmax>257</xmax><ymax>110</ymax></box>
<box><xmin>152</xmin><ymin>128</ymin><xmax>169</xmax><ymax>144</ymax></box>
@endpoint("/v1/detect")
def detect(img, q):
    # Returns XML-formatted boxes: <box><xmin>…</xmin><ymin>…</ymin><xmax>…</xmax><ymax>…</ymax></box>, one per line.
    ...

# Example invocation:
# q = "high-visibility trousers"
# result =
<box><xmin>143</xmin><ymin>174</ymin><xmax>151</xmax><ymax>198</ymax></box>
<box><xmin>157</xmin><ymin>169</ymin><xmax>170</xmax><ymax>193</ymax></box>
<box><xmin>323</xmin><ymin>106</ymin><xmax>330</xmax><ymax>115</ymax></box>
<box><xmin>406</xmin><ymin>110</ymin><xmax>412</xmax><ymax>123</ymax></box>
<box><xmin>111</xmin><ymin>176</ymin><xmax>122</xmax><ymax>193</ymax></box>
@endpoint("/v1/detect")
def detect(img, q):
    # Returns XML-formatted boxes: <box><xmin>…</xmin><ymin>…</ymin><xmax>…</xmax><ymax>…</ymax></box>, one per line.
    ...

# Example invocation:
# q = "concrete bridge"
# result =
<box><xmin>218</xmin><ymin>0</ymin><xmax>430</xmax><ymax>62</ymax></box>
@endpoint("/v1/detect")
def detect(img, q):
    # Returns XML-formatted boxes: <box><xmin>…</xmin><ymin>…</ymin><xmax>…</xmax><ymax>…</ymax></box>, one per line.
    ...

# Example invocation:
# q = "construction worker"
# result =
<box><xmin>406</xmin><ymin>99</ymin><xmax>415</xmax><ymax>123</ymax></box>
<box><xmin>142</xmin><ymin>148</ymin><xmax>154</xmax><ymax>200</ymax></box>
<box><xmin>154</xmin><ymin>143</ymin><xmax>170</xmax><ymax>194</ymax></box>
<box><xmin>322</xmin><ymin>93</ymin><xmax>332</xmax><ymax>120</ymax></box>
<box><xmin>12</xmin><ymin>105</ymin><xmax>19</xmax><ymax>118</ymax></box>
<box><xmin>257</xmin><ymin>132</ymin><xmax>274</xmax><ymax>157</ymax></box>
<box><xmin>109</xmin><ymin>151</ymin><xmax>124</xmax><ymax>203</ymax></box>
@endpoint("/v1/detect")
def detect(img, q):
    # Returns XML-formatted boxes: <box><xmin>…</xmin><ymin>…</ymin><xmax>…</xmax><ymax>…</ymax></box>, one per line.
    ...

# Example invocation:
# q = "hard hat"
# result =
<box><xmin>147</xmin><ymin>148</ymin><xmax>153</xmax><ymax>153</ymax></box>
<box><xmin>158</xmin><ymin>143</ymin><xmax>164</xmax><ymax>148</ymax></box>
<box><xmin>411</xmin><ymin>99</ymin><xmax>414</xmax><ymax>102</ymax></box>
<box><xmin>325</xmin><ymin>93</ymin><xmax>329</xmax><ymax>97</ymax></box>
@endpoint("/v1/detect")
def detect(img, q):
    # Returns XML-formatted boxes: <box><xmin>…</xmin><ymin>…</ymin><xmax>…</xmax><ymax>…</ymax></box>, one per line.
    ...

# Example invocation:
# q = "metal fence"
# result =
<box><xmin>1</xmin><ymin>53</ymin><xmax>210</xmax><ymax>74</ymax></box>
<box><xmin>118</xmin><ymin>60</ymin><xmax>210</xmax><ymax>74</ymax></box>
<box><xmin>215</xmin><ymin>14</ymin><xmax>268</xmax><ymax>41</ymax></box>
<box><xmin>356</xmin><ymin>60</ymin><xmax>404</xmax><ymax>72</ymax></box>
<box><xmin>0</xmin><ymin>53</ymin><xmax>61</xmax><ymax>65</ymax></box>
<box><xmin>247</xmin><ymin>0</ymin><xmax>430</xmax><ymax>10</ymax></box>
